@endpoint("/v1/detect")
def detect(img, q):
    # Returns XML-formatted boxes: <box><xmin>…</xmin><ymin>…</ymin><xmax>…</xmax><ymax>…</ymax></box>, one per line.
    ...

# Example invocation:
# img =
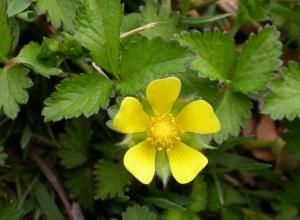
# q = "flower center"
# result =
<box><xmin>146</xmin><ymin>114</ymin><xmax>181</xmax><ymax>151</ymax></box>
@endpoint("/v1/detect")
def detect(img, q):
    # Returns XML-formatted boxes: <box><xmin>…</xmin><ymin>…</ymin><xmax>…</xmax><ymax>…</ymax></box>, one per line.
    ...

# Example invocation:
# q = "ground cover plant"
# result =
<box><xmin>1</xmin><ymin>0</ymin><xmax>300</xmax><ymax>219</ymax></box>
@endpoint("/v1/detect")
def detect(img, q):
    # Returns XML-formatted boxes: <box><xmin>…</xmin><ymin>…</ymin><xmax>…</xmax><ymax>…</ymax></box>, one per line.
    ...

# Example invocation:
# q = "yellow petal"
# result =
<box><xmin>176</xmin><ymin>100</ymin><xmax>220</xmax><ymax>134</ymax></box>
<box><xmin>124</xmin><ymin>141</ymin><xmax>156</xmax><ymax>184</ymax></box>
<box><xmin>113</xmin><ymin>97</ymin><xmax>150</xmax><ymax>133</ymax></box>
<box><xmin>146</xmin><ymin>77</ymin><xmax>181</xmax><ymax>115</ymax></box>
<box><xmin>167</xmin><ymin>142</ymin><xmax>208</xmax><ymax>184</ymax></box>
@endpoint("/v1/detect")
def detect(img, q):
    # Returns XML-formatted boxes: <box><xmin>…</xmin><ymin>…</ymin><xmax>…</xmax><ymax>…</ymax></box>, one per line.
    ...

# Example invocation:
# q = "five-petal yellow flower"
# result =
<box><xmin>113</xmin><ymin>77</ymin><xmax>220</xmax><ymax>184</ymax></box>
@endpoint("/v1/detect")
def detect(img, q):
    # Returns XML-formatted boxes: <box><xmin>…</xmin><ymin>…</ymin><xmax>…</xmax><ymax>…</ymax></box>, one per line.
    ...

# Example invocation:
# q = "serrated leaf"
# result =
<box><xmin>0</xmin><ymin>67</ymin><xmax>32</xmax><ymax>119</ymax></box>
<box><xmin>0</xmin><ymin>0</ymin><xmax>12</xmax><ymax>58</ymax></box>
<box><xmin>213</xmin><ymin>89</ymin><xmax>252</xmax><ymax>143</ymax></box>
<box><xmin>94</xmin><ymin>160</ymin><xmax>130</xmax><ymax>200</ymax></box>
<box><xmin>237</xmin><ymin>0</ymin><xmax>269</xmax><ymax>25</ymax></box>
<box><xmin>16</xmin><ymin>42</ymin><xmax>62</xmax><ymax>77</ymax></box>
<box><xmin>65</xmin><ymin>167</ymin><xmax>94</xmax><ymax>210</ymax></box>
<box><xmin>232</xmin><ymin>27</ymin><xmax>282</xmax><ymax>93</ymax></box>
<box><xmin>42</xmin><ymin>74</ymin><xmax>112</xmax><ymax>122</ymax></box>
<box><xmin>139</xmin><ymin>0</ymin><xmax>183</xmax><ymax>39</ymax></box>
<box><xmin>176</xmin><ymin>30</ymin><xmax>236</xmax><ymax>81</ymax></box>
<box><xmin>75</xmin><ymin>0</ymin><xmax>122</xmax><ymax>74</ymax></box>
<box><xmin>0</xmin><ymin>199</ymin><xmax>22</xmax><ymax>220</ymax></box>
<box><xmin>122</xmin><ymin>204</ymin><xmax>157</xmax><ymax>220</ymax></box>
<box><xmin>118</xmin><ymin>37</ymin><xmax>193</xmax><ymax>95</ymax></box>
<box><xmin>0</xmin><ymin>146</ymin><xmax>7</xmax><ymax>166</ymax></box>
<box><xmin>263</xmin><ymin>62</ymin><xmax>300</xmax><ymax>120</ymax></box>
<box><xmin>36</xmin><ymin>0</ymin><xmax>81</xmax><ymax>31</ymax></box>
<box><xmin>58</xmin><ymin>118</ymin><xmax>92</xmax><ymax>169</ymax></box>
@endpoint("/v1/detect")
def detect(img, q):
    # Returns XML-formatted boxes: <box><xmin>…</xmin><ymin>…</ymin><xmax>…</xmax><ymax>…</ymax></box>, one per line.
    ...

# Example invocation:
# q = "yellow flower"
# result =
<box><xmin>113</xmin><ymin>77</ymin><xmax>220</xmax><ymax>184</ymax></box>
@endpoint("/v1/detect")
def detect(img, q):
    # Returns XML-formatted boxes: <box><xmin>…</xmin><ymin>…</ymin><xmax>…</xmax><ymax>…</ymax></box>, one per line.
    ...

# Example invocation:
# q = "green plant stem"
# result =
<box><xmin>73</xmin><ymin>58</ymin><xmax>94</xmax><ymax>73</ymax></box>
<box><xmin>32</xmin><ymin>133</ymin><xmax>59</xmax><ymax>148</ymax></box>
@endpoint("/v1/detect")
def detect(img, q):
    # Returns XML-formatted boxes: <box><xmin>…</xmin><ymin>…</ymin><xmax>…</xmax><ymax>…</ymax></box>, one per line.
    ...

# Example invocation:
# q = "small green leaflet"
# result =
<box><xmin>65</xmin><ymin>167</ymin><xmax>94</xmax><ymax>211</ymax></box>
<box><xmin>58</xmin><ymin>118</ymin><xmax>92</xmax><ymax>169</ymax></box>
<box><xmin>232</xmin><ymin>26</ymin><xmax>282</xmax><ymax>93</ymax></box>
<box><xmin>42</xmin><ymin>74</ymin><xmax>112</xmax><ymax>122</ymax></box>
<box><xmin>94</xmin><ymin>160</ymin><xmax>130</xmax><ymax>200</ymax></box>
<box><xmin>0</xmin><ymin>0</ymin><xmax>12</xmax><ymax>59</ymax></box>
<box><xmin>0</xmin><ymin>67</ymin><xmax>32</xmax><ymax>119</ymax></box>
<box><xmin>236</xmin><ymin>0</ymin><xmax>269</xmax><ymax>25</ymax></box>
<box><xmin>140</xmin><ymin>0</ymin><xmax>183</xmax><ymax>39</ymax></box>
<box><xmin>176</xmin><ymin>30</ymin><xmax>236</xmax><ymax>81</ymax></box>
<box><xmin>283</xmin><ymin>120</ymin><xmax>300</xmax><ymax>160</ymax></box>
<box><xmin>75</xmin><ymin>0</ymin><xmax>122</xmax><ymax>74</ymax></box>
<box><xmin>263</xmin><ymin>62</ymin><xmax>300</xmax><ymax>120</ymax></box>
<box><xmin>122</xmin><ymin>204</ymin><xmax>157</xmax><ymax>220</ymax></box>
<box><xmin>213</xmin><ymin>89</ymin><xmax>252</xmax><ymax>144</ymax></box>
<box><xmin>16</xmin><ymin>42</ymin><xmax>62</xmax><ymax>77</ymax></box>
<box><xmin>118</xmin><ymin>37</ymin><xmax>194</xmax><ymax>95</ymax></box>
<box><xmin>36</xmin><ymin>0</ymin><xmax>81</xmax><ymax>31</ymax></box>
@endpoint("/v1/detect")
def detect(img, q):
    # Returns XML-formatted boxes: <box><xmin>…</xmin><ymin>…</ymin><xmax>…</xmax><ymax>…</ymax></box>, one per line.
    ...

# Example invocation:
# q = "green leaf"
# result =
<box><xmin>236</xmin><ymin>0</ymin><xmax>270</xmax><ymax>25</ymax></box>
<box><xmin>283</xmin><ymin>120</ymin><xmax>300</xmax><ymax>160</ymax></box>
<box><xmin>42</xmin><ymin>74</ymin><xmax>112</xmax><ymax>122</ymax></box>
<box><xmin>65</xmin><ymin>167</ymin><xmax>94</xmax><ymax>211</ymax></box>
<box><xmin>263</xmin><ymin>62</ymin><xmax>300</xmax><ymax>120</ymax></box>
<box><xmin>232</xmin><ymin>27</ymin><xmax>282</xmax><ymax>93</ymax></box>
<box><xmin>0</xmin><ymin>199</ymin><xmax>22</xmax><ymax>220</ymax></box>
<box><xmin>122</xmin><ymin>204</ymin><xmax>157</xmax><ymax>220</ymax></box>
<box><xmin>209</xmin><ymin>153</ymin><xmax>271</xmax><ymax>171</ymax></box>
<box><xmin>7</xmin><ymin>0</ymin><xmax>31</xmax><ymax>17</ymax></box>
<box><xmin>0</xmin><ymin>67</ymin><xmax>32</xmax><ymax>119</ymax></box>
<box><xmin>242</xmin><ymin>208</ymin><xmax>272</xmax><ymax>220</ymax></box>
<box><xmin>139</xmin><ymin>0</ymin><xmax>183</xmax><ymax>39</ymax></box>
<box><xmin>163</xmin><ymin>209</ymin><xmax>198</xmax><ymax>220</ymax></box>
<box><xmin>16</xmin><ymin>42</ymin><xmax>62</xmax><ymax>77</ymax></box>
<box><xmin>188</xmin><ymin>177</ymin><xmax>207</xmax><ymax>212</ymax></box>
<box><xmin>74</xmin><ymin>0</ymin><xmax>122</xmax><ymax>74</ymax></box>
<box><xmin>213</xmin><ymin>89</ymin><xmax>252</xmax><ymax>143</ymax></box>
<box><xmin>176</xmin><ymin>30</ymin><xmax>236</xmax><ymax>81</ymax></box>
<box><xmin>58</xmin><ymin>118</ymin><xmax>92</xmax><ymax>169</ymax></box>
<box><xmin>33</xmin><ymin>180</ymin><xmax>64</xmax><ymax>220</ymax></box>
<box><xmin>118</xmin><ymin>37</ymin><xmax>193</xmax><ymax>95</ymax></box>
<box><xmin>94</xmin><ymin>160</ymin><xmax>130</xmax><ymax>200</ymax></box>
<box><xmin>36</xmin><ymin>0</ymin><xmax>81</xmax><ymax>31</ymax></box>
<box><xmin>0</xmin><ymin>146</ymin><xmax>7</xmax><ymax>166</ymax></box>
<box><xmin>0</xmin><ymin>0</ymin><xmax>12</xmax><ymax>59</ymax></box>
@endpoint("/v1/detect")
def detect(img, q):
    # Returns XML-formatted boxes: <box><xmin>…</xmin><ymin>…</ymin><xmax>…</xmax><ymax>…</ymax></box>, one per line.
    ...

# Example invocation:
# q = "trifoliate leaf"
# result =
<box><xmin>122</xmin><ymin>204</ymin><xmax>157</xmax><ymax>220</ymax></box>
<box><xmin>58</xmin><ymin>118</ymin><xmax>92</xmax><ymax>169</ymax></box>
<box><xmin>237</xmin><ymin>0</ymin><xmax>269</xmax><ymax>25</ymax></box>
<box><xmin>213</xmin><ymin>89</ymin><xmax>252</xmax><ymax>143</ymax></box>
<box><xmin>263</xmin><ymin>62</ymin><xmax>300</xmax><ymax>120</ymax></box>
<box><xmin>0</xmin><ymin>0</ymin><xmax>12</xmax><ymax>58</ymax></box>
<box><xmin>176</xmin><ymin>30</ymin><xmax>236</xmax><ymax>81</ymax></box>
<box><xmin>16</xmin><ymin>42</ymin><xmax>62</xmax><ymax>77</ymax></box>
<box><xmin>36</xmin><ymin>0</ymin><xmax>81</xmax><ymax>31</ymax></box>
<box><xmin>232</xmin><ymin>27</ymin><xmax>282</xmax><ymax>93</ymax></box>
<box><xmin>65</xmin><ymin>167</ymin><xmax>94</xmax><ymax>211</ymax></box>
<box><xmin>0</xmin><ymin>146</ymin><xmax>7</xmax><ymax>166</ymax></box>
<box><xmin>118</xmin><ymin>37</ymin><xmax>194</xmax><ymax>95</ymax></box>
<box><xmin>0</xmin><ymin>199</ymin><xmax>22</xmax><ymax>220</ymax></box>
<box><xmin>42</xmin><ymin>74</ymin><xmax>112</xmax><ymax>122</ymax></box>
<box><xmin>139</xmin><ymin>0</ymin><xmax>183</xmax><ymax>39</ymax></box>
<box><xmin>94</xmin><ymin>160</ymin><xmax>130</xmax><ymax>200</ymax></box>
<box><xmin>75</xmin><ymin>0</ymin><xmax>122</xmax><ymax>74</ymax></box>
<box><xmin>0</xmin><ymin>67</ymin><xmax>32</xmax><ymax>119</ymax></box>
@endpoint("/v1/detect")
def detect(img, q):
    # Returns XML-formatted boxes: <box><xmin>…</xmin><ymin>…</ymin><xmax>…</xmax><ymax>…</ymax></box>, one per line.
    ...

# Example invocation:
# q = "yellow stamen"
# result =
<box><xmin>146</xmin><ymin>114</ymin><xmax>181</xmax><ymax>151</ymax></box>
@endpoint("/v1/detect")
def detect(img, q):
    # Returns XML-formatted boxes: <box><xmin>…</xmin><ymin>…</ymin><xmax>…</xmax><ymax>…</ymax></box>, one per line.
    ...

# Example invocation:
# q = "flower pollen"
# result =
<box><xmin>146</xmin><ymin>114</ymin><xmax>181</xmax><ymax>151</ymax></box>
